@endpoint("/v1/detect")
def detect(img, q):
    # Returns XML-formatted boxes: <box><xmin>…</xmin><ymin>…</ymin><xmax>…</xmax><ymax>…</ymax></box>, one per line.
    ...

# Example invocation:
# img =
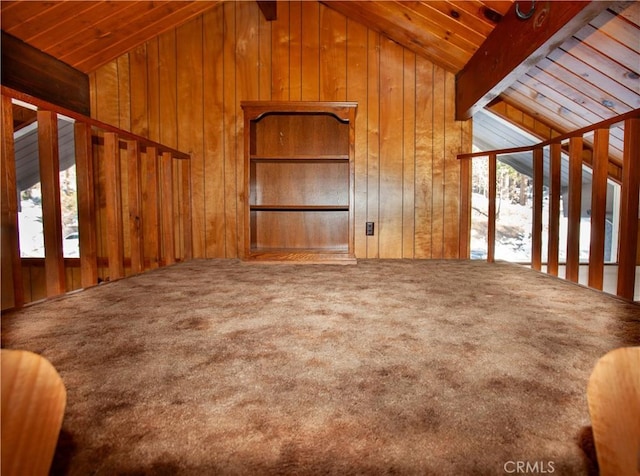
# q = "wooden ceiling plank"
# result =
<box><xmin>25</xmin><ymin>2</ymin><xmax>123</xmax><ymax>51</ymax></box>
<box><xmin>397</xmin><ymin>1</ymin><xmax>487</xmax><ymax>48</ymax></box>
<box><xmin>0</xmin><ymin>1</ymin><xmax>62</xmax><ymax>33</ymax></box>
<box><xmin>500</xmin><ymin>89</ymin><xmax>625</xmax><ymax>163</ymax></box>
<box><xmin>505</xmin><ymin>83</ymin><xmax>588</xmax><ymax>131</ymax></box>
<box><xmin>510</xmin><ymin>80</ymin><xmax>626</xmax><ymax>150</ymax></box>
<box><xmin>609</xmin><ymin>1</ymin><xmax>640</xmax><ymax>26</ymax></box>
<box><xmin>590</xmin><ymin>9</ymin><xmax>640</xmax><ymax>53</ymax></box>
<box><xmin>515</xmin><ymin>76</ymin><xmax>604</xmax><ymax>128</ymax></box>
<box><xmin>456</xmin><ymin>1</ymin><xmax>613</xmax><ymax>120</ymax></box>
<box><xmin>545</xmin><ymin>49</ymin><xmax>640</xmax><ymax>110</ymax></box>
<box><xmin>527</xmin><ymin>62</ymin><xmax>632</xmax><ymax>119</ymax></box>
<box><xmin>322</xmin><ymin>1</ymin><xmax>464</xmax><ymax>72</ymax></box>
<box><xmin>54</xmin><ymin>2</ymin><xmax>162</xmax><ymax>61</ymax></box>
<box><xmin>440</xmin><ymin>0</ymin><xmax>499</xmax><ymax>34</ymax></box>
<box><xmin>573</xmin><ymin>24</ymin><xmax>640</xmax><ymax>71</ymax></box>
<box><xmin>559</xmin><ymin>37</ymin><xmax>640</xmax><ymax>93</ymax></box>
<box><xmin>72</xmin><ymin>2</ymin><xmax>219</xmax><ymax>73</ymax></box>
<box><xmin>6</xmin><ymin>1</ymin><xmax>98</xmax><ymax>44</ymax></box>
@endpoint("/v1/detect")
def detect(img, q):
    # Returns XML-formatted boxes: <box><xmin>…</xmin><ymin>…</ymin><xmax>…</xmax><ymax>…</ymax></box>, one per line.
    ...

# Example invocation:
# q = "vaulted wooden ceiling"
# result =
<box><xmin>2</xmin><ymin>0</ymin><xmax>639</xmax><ymax>150</ymax></box>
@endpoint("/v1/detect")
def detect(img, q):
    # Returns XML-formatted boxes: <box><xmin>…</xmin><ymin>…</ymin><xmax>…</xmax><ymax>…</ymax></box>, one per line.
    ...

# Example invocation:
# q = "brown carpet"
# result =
<box><xmin>2</xmin><ymin>259</ymin><xmax>639</xmax><ymax>475</ymax></box>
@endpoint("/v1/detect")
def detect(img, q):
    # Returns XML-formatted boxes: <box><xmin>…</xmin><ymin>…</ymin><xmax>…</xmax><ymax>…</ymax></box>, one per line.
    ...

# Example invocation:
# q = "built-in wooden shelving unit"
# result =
<box><xmin>241</xmin><ymin>101</ymin><xmax>357</xmax><ymax>263</ymax></box>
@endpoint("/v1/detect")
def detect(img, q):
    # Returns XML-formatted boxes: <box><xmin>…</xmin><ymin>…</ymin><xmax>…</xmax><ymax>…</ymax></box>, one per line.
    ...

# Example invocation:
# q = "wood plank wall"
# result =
<box><xmin>89</xmin><ymin>1</ymin><xmax>471</xmax><ymax>259</ymax></box>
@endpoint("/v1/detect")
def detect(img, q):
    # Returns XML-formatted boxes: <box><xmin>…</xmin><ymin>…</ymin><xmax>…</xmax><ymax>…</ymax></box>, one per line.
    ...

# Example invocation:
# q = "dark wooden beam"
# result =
<box><xmin>1</xmin><ymin>31</ymin><xmax>89</xmax><ymax>116</ymax></box>
<box><xmin>257</xmin><ymin>1</ymin><xmax>277</xmax><ymax>21</ymax></box>
<box><xmin>455</xmin><ymin>1</ymin><xmax>612</xmax><ymax>120</ymax></box>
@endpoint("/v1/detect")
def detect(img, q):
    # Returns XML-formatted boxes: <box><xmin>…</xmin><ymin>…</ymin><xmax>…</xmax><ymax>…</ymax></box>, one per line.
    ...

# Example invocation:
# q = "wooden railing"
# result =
<box><xmin>1</xmin><ymin>87</ymin><xmax>192</xmax><ymax>310</ymax></box>
<box><xmin>458</xmin><ymin>108</ymin><xmax>640</xmax><ymax>301</ymax></box>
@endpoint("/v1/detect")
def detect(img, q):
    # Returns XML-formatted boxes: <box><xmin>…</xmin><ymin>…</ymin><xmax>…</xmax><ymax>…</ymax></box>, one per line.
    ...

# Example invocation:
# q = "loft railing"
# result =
<box><xmin>1</xmin><ymin>86</ymin><xmax>192</xmax><ymax>310</ymax></box>
<box><xmin>458</xmin><ymin>108</ymin><xmax>640</xmax><ymax>301</ymax></box>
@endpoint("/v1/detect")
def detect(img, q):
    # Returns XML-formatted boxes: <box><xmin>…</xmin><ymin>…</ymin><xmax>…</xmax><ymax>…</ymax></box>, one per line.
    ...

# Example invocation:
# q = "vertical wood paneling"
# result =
<box><xmin>223</xmin><ymin>3</ymin><xmax>238</xmax><ymax>258</ymax></box>
<box><xmin>414</xmin><ymin>57</ymin><xmax>434</xmax><ymax>259</ymax></box>
<box><xmin>235</xmin><ymin>2</ymin><xmax>260</xmax><ymax>257</ymax></box>
<box><xmin>258</xmin><ymin>6</ymin><xmax>272</xmax><ymax>101</ymax></box>
<box><xmin>443</xmin><ymin>70</ymin><xmax>460</xmax><ymax>258</ymax></box>
<box><xmin>289</xmin><ymin>1</ymin><xmax>302</xmax><ymax>101</ymax></box>
<box><xmin>366</xmin><ymin>29</ymin><xmax>380</xmax><ymax>258</ymax></box>
<box><xmin>203</xmin><ymin>7</ymin><xmax>226</xmax><ymax>258</ymax></box>
<box><xmin>346</xmin><ymin>19</ymin><xmax>368</xmax><ymax>258</ymax></box>
<box><xmin>379</xmin><ymin>38</ymin><xmax>404</xmax><ymax>258</ymax></box>
<box><xmin>271</xmin><ymin>0</ymin><xmax>290</xmax><ymax>100</ymax></box>
<box><xmin>177</xmin><ymin>17</ymin><xmax>205</xmax><ymax>257</ymax></box>
<box><xmin>301</xmin><ymin>2</ymin><xmax>320</xmax><ymax>101</ymax></box>
<box><xmin>320</xmin><ymin>4</ymin><xmax>347</xmax><ymax>102</ymax></box>
<box><xmin>403</xmin><ymin>50</ymin><xmax>416</xmax><ymax>259</ymax></box>
<box><xmin>37</xmin><ymin>110</ymin><xmax>66</xmax><ymax>296</ymax></box>
<box><xmin>90</xmin><ymin>2</ymin><xmax>471</xmax><ymax>261</ymax></box>
<box><xmin>431</xmin><ymin>66</ymin><xmax>446</xmax><ymax>259</ymax></box>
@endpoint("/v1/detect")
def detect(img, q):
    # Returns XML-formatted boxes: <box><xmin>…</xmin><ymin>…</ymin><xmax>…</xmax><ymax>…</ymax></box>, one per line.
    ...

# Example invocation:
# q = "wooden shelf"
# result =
<box><xmin>242</xmin><ymin>101</ymin><xmax>357</xmax><ymax>263</ymax></box>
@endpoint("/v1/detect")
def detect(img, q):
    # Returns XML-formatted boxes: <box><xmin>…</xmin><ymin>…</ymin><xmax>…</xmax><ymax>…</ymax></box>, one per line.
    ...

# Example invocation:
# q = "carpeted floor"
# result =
<box><xmin>2</xmin><ymin>259</ymin><xmax>639</xmax><ymax>475</ymax></box>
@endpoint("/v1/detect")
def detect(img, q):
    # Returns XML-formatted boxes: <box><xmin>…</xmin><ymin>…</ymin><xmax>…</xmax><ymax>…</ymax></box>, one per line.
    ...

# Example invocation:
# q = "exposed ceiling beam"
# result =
<box><xmin>455</xmin><ymin>1</ymin><xmax>614</xmax><ymax>121</ymax></box>
<box><xmin>257</xmin><ymin>1</ymin><xmax>277</xmax><ymax>21</ymax></box>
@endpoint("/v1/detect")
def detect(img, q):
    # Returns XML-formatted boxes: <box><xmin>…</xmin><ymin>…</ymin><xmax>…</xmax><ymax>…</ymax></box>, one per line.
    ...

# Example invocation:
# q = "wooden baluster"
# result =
<box><xmin>548</xmin><ymin>143</ymin><xmax>562</xmax><ymax>276</ymax></box>
<box><xmin>104</xmin><ymin>132</ymin><xmax>124</xmax><ymax>280</ymax></box>
<box><xmin>459</xmin><ymin>158</ymin><xmax>471</xmax><ymax>259</ymax></box>
<box><xmin>126</xmin><ymin>140</ymin><xmax>144</xmax><ymax>274</ymax></box>
<box><xmin>161</xmin><ymin>152</ymin><xmax>175</xmax><ymax>266</ymax></box>
<box><xmin>617</xmin><ymin>118</ymin><xmax>640</xmax><ymax>300</ymax></box>
<box><xmin>588</xmin><ymin>128</ymin><xmax>610</xmax><ymax>290</ymax></box>
<box><xmin>37</xmin><ymin>110</ymin><xmax>66</xmax><ymax>297</ymax></box>
<box><xmin>487</xmin><ymin>153</ymin><xmax>496</xmax><ymax>263</ymax></box>
<box><xmin>143</xmin><ymin>146</ymin><xmax>160</xmax><ymax>268</ymax></box>
<box><xmin>1</xmin><ymin>95</ymin><xmax>24</xmax><ymax>308</ymax></box>
<box><xmin>565</xmin><ymin>136</ymin><xmax>583</xmax><ymax>283</ymax></box>
<box><xmin>532</xmin><ymin>147</ymin><xmax>544</xmax><ymax>270</ymax></box>
<box><xmin>182</xmin><ymin>159</ymin><xmax>193</xmax><ymax>260</ymax></box>
<box><xmin>74</xmin><ymin>122</ymin><xmax>98</xmax><ymax>288</ymax></box>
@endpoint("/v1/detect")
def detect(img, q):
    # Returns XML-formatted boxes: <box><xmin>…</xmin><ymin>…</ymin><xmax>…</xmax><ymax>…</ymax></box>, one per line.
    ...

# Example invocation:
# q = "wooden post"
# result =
<box><xmin>37</xmin><ymin>110</ymin><xmax>66</xmax><ymax>297</ymax></box>
<box><xmin>565</xmin><ymin>136</ymin><xmax>583</xmax><ymax>283</ymax></box>
<box><xmin>161</xmin><ymin>152</ymin><xmax>175</xmax><ymax>266</ymax></box>
<box><xmin>548</xmin><ymin>143</ymin><xmax>562</xmax><ymax>276</ymax></box>
<box><xmin>617</xmin><ymin>118</ymin><xmax>639</xmax><ymax>300</ymax></box>
<box><xmin>103</xmin><ymin>132</ymin><xmax>124</xmax><ymax>280</ymax></box>
<box><xmin>126</xmin><ymin>140</ymin><xmax>144</xmax><ymax>274</ymax></box>
<box><xmin>1</xmin><ymin>95</ymin><xmax>24</xmax><ymax>309</ymax></box>
<box><xmin>459</xmin><ymin>158</ymin><xmax>471</xmax><ymax>259</ymax></box>
<box><xmin>588</xmin><ymin>128</ymin><xmax>610</xmax><ymax>290</ymax></box>
<box><xmin>532</xmin><ymin>147</ymin><xmax>544</xmax><ymax>270</ymax></box>
<box><xmin>74</xmin><ymin>122</ymin><xmax>98</xmax><ymax>288</ymax></box>
<box><xmin>487</xmin><ymin>153</ymin><xmax>497</xmax><ymax>263</ymax></box>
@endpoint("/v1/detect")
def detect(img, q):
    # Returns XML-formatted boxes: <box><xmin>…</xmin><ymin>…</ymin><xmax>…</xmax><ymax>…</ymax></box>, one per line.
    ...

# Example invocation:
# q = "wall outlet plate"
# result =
<box><xmin>366</xmin><ymin>222</ymin><xmax>374</xmax><ymax>236</ymax></box>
